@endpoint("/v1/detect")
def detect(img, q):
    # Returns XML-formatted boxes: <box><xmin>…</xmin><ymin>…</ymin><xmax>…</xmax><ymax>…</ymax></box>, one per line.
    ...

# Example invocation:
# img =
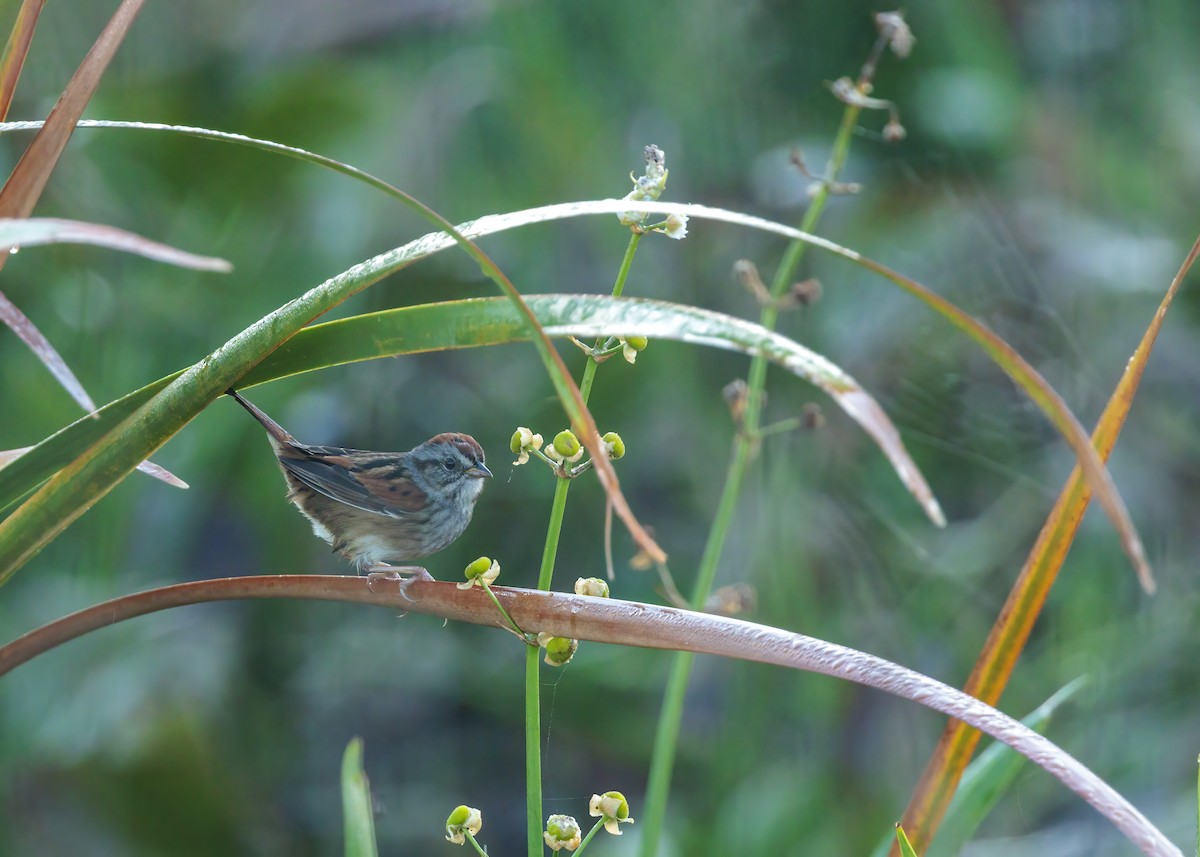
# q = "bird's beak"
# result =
<box><xmin>468</xmin><ymin>463</ymin><xmax>493</xmax><ymax>479</ymax></box>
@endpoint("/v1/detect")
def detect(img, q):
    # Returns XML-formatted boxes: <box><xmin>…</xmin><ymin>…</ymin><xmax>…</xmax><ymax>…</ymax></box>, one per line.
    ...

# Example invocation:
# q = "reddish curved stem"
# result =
<box><xmin>0</xmin><ymin>574</ymin><xmax>1181</xmax><ymax>857</ymax></box>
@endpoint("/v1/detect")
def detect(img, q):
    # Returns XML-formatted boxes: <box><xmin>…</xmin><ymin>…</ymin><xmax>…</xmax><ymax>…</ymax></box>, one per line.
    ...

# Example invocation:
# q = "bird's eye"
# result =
<box><xmin>442</xmin><ymin>457</ymin><xmax>457</xmax><ymax>471</ymax></box>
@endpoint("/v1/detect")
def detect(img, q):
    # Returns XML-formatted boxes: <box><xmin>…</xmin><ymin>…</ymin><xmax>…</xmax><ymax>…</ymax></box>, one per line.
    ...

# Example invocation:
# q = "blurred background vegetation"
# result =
<box><xmin>2</xmin><ymin>0</ymin><xmax>1198</xmax><ymax>854</ymax></box>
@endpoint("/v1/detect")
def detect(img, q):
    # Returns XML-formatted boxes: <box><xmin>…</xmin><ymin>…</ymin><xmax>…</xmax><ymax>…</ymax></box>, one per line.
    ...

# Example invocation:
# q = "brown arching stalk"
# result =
<box><xmin>0</xmin><ymin>574</ymin><xmax>1181</xmax><ymax>857</ymax></box>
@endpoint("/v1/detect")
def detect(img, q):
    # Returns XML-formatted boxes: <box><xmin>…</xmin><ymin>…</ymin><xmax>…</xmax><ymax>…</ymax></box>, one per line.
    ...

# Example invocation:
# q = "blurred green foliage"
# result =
<box><xmin>2</xmin><ymin>1</ymin><xmax>1199</xmax><ymax>854</ymax></box>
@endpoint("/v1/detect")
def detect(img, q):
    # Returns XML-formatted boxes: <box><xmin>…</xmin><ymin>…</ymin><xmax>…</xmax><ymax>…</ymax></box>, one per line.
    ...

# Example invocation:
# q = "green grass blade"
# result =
<box><xmin>927</xmin><ymin>678</ymin><xmax>1087</xmax><ymax>857</ymax></box>
<box><xmin>870</xmin><ymin>678</ymin><xmax>1087</xmax><ymax>857</ymax></box>
<box><xmin>0</xmin><ymin>295</ymin><xmax>940</xmax><ymax>527</ymax></box>
<box><xmin>0</xmin><ymin>120</ymin><xmax>1145</xmax><ymax>585</ymax></box>
<box><xmin>894</xmin><ymin>824</ymin><xmax>919</xmax><ymax>857</ymax></box>
<box><xmin>341</xmin><ymin>738</ymin><xmax>379</xmax><ymax>857</ymax></box>
<box><xmin>0</xmin><ymin>118</ymin><xmax>666</xmax><ymax>568</ymax></box>
<box><xmin>0</xmin><ymin>231</ymin><xmax>436</xmax><ymax>580</ymax></box>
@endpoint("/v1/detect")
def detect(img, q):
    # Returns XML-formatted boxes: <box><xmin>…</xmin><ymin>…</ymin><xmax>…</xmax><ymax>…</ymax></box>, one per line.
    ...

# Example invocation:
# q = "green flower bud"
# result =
<box><xmin>537</xmin><ymin>632</ymin><xmax>578</xmax><ymax>667</ymax></box>
<box><xmin>553</xmin><ymin>429</ymin><xmax>581</xmax><ymax>458</ymax></box>
<box><xmin>619</xmin><ymin>336</ymin><xmax>648</xmax><ymax>364</ymax></box>
<box><xmin>574</xmin><ymin>577</ymin><xmax>610</xmax><ymax>598</ymax></box>
<box><xmin>601</xmin><ymin>431</ymin><xmax>625</xmax><ymax>460</ymax></box>
<box><xmin>510</xmin><ymin>427</ymin><xmax>543</xmax><ymax>466</ymax></box>
<box><xmin>543</xmin><ymin>814</ymin><xmax>582</xmax><ymax>852</ymax></box>
<box><xmin>445</xmin><ymin>805</ymin><xmax>483</xmax><ymax>844</ymax></box>
<box><xmin>458</xmin><ymin>557</ymin><xmax>500</xmax><ymax>590</ymax></box>
<box><xmin>465</xmin><ymin>556</ymin><xmax>492</xmax><ymax>578</ymax></box>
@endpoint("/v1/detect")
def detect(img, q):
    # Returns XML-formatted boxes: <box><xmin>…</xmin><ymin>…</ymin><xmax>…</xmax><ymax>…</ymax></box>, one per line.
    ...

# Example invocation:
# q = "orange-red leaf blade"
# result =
<box><xmin>893</xmin><ymin>233</ymin><xmax>1200</xmax><ymax>856</ymax></box>
<box><xmin>0</xmin><ymin>0</ymin><xmax>47</xmax><ymax>121</ymax></box>
<box><xmin>0</xmin><ymin>0</ymin><xmax>145</xmax><ymax>217</ymax></box>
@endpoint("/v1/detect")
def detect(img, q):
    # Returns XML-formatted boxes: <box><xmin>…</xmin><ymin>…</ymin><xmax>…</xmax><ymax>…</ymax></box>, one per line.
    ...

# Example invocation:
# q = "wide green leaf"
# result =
<box><xmin>0</xmin><ymin>120</ymin><xmax>1150</xmax><ymax>588</ymax></box>
<box><xmin>0</xmin><ymin>120</ymin><xmax>662</xmax><ymax>573</ymax></box>
<box><xmin>0</xmin><ymin>295</ymin><xmax>942</xmax><ymax>526</ymax></box>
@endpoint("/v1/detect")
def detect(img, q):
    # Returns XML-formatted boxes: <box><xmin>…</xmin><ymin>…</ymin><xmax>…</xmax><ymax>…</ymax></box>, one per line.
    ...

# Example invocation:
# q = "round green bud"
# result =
<box><xmin>606</xmin><ymin>792</ymin><xmax>631</xmax><ymax>821</ymax></box>
<box><xmin>510</xmin><ymin>429</ymin><xmax>525</xmax><ymax>454</ymax></box>
<box><xmin>624</xmin><ymin>335</ymin><xmax>648</xmax><ymax>351</ymax></box>
<box><xmin>601</xmin><ymin>431</ymin><xmax>625</xmax><ymax>460</ymax></box>
<box><xmin>464</xmin><ymin>556</ymin><xmax>493</xmax><ymax>579</ymax></box>
<box><xmin>445</xmin><ymin>805</ymin><xmax>483</xmax><ymax>844</ymax></box>
<box><xmin>542</xmin><ymin>635</ymin><xmax>578</xmax><ymax>667</ymax></box>
<box><xmin>553</xmin><ymin>429</ymin><xmax>581</xmax><ymax>458</ymax></box>
<box><xmin>543</xmin><ymin>814</ymin><xmax>582</xmax><ymax>851</ymax></box>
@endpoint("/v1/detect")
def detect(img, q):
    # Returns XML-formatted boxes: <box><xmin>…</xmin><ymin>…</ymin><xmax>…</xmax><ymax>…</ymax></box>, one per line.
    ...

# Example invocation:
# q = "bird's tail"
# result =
<box><xmin>226</xmin><ymin>388</ymin><xmax>296</xmax><ymax>446</ymax></box>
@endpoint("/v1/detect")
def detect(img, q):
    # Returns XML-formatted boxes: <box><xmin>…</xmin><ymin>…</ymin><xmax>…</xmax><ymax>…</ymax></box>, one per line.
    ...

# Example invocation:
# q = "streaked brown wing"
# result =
<box><xmin>277</xmin><ymin>446</ymin><xmax>427</xmax><ymax>517</ymax></box>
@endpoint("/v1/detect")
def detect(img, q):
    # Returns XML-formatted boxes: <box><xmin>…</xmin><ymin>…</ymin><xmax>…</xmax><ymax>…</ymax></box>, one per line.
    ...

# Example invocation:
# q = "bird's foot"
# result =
<box><xmin>366</xmin><ymin>564</ymin><xmax>432</xmax><ymax>598</ymax></box>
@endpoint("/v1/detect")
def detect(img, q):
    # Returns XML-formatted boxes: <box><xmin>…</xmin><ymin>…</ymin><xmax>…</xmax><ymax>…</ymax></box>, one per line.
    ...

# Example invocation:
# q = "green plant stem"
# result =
<box><xmin>638</xmin><ymin>102</ymin><xmax>862</xmax><ymax>857</ymax></box>
<box><xmin>524</xmin><ymin>643</ymin><xmax>542</xmax><ymax>857</ymax></box>
<box><xmin>481</xmin><ymin>581</ymin><xmax>528</xmax><ymax>639</ymax></box>
<box><xmin>527</xmin><ymin>475</ymin><xmax>571</xmax><ymax>855</ymax></box>
<box><xmin>573</xmin><ymin>817</ymin><xmax>608</xmax><ymax>854</ymax></box>
<box><xmin>526</xmin><ymin>230</ymin><xmax>642</xmax><ymax>857</ymax></box>
<box><xmin>536</xmin><ymin>475</ymin><xmax>574</xmax><ymax>591</ymax></box>
<box><xmin>579</xmin><ymin>233</ymin><xmax>640</xmax><ymax>402</ymax></box>
<box><xmin>757</xmin><ymin>416</ymin><xmax>805</xmax><ymax>439</ymax></box>
<box><xmin>464</xmin><ymin>831</ymin><xmax>489</xmax><ymax>857</ymax></box>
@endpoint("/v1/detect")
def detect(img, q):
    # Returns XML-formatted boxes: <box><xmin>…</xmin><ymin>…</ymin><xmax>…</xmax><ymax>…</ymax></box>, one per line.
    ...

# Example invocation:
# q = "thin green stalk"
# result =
<box><xmin>464</xmin><ymin>832</ymin><xmax>489</xmax><ymax>857</ymax></box>
<box><xmin>528</xmin><ymin>475</ymin><xmax>571</xmax><ymax>854</ymax></box>
<box><xmin>745</xmin><ymin>102</ymin><xmax>862</xmax><ymax>430</ymax></box>
<box><xmin>537</xmin><ymin>476</ymin><xmax>574</xmax><ymax>590</ymax></box>
<box><xmin>481</xmin><ymin>581</ymin><xmax>527</xmax><ymax>639</ymax></box>
<box><xmin>611</xmin><ymin>233</ymin><xmax>640</xmax><ymax>299</ymax></box>
<box><xmin>639</xmin><ymin>441</ymin><xmax>751</xmax><ymax>852</ymax></box>
<box><xmin>638</xmin><ymin>100</ymin><xmax>864</xmax><ymax>857</ymax></box>
<box><xmin>573</xmin><ymin>817</ymin><xmax>608</xmax><ymax>854</ymax></box>
<box><xmin>525</xmin><ymin>643</ymin><xmax>544</xmax><ymax>857</ymax></box>
<box><xmin>526</xmin><ymin>231</ymin><xmax>642</xmax><ymax>856</ymax></box>
<box><xmin>579</xmin><ymin>233</ymin><xmax>640</xmax><ymax>402</ymax></box>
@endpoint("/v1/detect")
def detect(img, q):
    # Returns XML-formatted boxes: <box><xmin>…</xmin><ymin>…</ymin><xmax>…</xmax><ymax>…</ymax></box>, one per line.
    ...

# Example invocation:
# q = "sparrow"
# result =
<box><xmin>227</xmin><ymin>389</ymin><xmax>491</xmax><ymax>572</ymax></box>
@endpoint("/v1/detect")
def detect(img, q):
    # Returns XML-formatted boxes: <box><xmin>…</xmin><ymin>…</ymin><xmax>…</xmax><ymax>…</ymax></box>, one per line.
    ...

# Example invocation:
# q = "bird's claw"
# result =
<box><xmin>366</xmin><ymin>565</ymin><xmax>433</xmax><ymax>599</ymax></box>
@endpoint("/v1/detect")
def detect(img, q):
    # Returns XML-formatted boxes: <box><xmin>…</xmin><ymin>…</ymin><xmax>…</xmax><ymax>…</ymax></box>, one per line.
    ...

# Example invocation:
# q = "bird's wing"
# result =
<box><xmin>277</xmin><ymin>445</ymin><xmax>427</xmax><ymax>518</ymax></box>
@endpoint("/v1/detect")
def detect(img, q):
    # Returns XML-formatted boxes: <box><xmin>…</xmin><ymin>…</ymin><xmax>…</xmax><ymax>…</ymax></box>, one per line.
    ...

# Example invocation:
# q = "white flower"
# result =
<box><xmin>510</xmin><ymin>426</ymin><xmax>543</xmax><ymax>465</ymax></box>
<box><xmin>574</xmin><ymin>577</ymin><xmax>610</xmax><ymax>598</ymax></box>
<box><xmin>875</xmin><ymin>11</ymin><xmax>915</xmax><ymax>58</ymax></box>
<box><xmin>661</xmin><ymin>212</ymin><xmax>688</xmax><ymax>240</ymax></box>
<box><xmin>589</xmin><ymin>791</ymin><xmax>634</xmax><ymax>835</ymax></box>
